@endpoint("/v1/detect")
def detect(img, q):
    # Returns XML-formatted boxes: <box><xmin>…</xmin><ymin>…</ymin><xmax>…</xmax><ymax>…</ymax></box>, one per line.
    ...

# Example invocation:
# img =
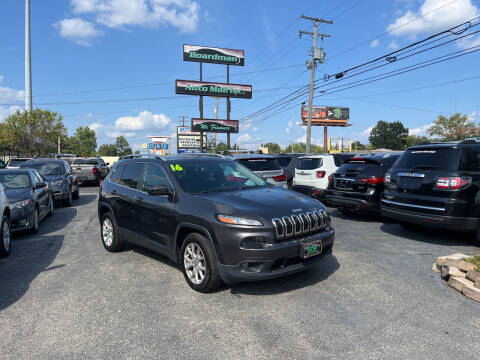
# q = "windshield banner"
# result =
<box><xmin>191</xmin><ymin>119</ymin><xmax>239</xmax><ymax>133</ymax></box>
<box><xmin>183</xmin><ymin>45</ymin><xmax>244</xmax><ymax>66</ymax></box>
<box><xmin>175</xmin><ymin>80</ymin><xmax>252</xmax><ymax>99</ymax></box>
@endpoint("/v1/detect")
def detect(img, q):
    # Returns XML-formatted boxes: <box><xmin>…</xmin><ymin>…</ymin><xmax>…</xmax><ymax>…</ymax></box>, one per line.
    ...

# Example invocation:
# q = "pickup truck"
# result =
<box><xmin>71</xmin><ymin>157</ymin><xmax>109</xmax><ymax>185</ymax></box>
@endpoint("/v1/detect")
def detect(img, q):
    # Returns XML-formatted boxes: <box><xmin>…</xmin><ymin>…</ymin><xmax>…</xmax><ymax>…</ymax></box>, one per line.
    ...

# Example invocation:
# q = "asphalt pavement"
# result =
<box><xmin>1</xmin><ymin>186</ymin><xmax>479</xmax><ymax>359</ymax></box>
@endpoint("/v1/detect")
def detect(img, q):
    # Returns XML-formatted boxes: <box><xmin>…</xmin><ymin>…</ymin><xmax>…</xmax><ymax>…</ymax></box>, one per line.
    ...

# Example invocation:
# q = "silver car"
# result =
<box><xmin>233</xmin><ymin>155</ymin><xmax>287</xmax><ymax>188</ymax></box>
<box><xmin>0</xmin><ymin>183</ymin><xmax>11</xmax><ymax>257</ymax></box>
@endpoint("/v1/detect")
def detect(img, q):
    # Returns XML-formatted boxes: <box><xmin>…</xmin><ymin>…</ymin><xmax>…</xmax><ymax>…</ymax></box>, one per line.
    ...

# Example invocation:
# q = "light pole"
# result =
<box><xmin>25</xmin><ymin>0</ymin><xmax>32</xmax><ymax>111</ymax></box>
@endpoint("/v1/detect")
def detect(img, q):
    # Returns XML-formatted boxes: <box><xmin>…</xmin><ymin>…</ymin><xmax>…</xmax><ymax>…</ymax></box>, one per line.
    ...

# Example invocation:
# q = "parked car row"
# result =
<box><xmin>0</xmin><ymin>158</ymin><xmax>81</xmax><ymax>258</ymax></box>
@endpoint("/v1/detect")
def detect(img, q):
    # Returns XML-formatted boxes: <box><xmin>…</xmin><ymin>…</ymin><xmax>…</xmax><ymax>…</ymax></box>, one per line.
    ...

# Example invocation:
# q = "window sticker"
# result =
<box><xmin>170</xmin><ymin>164</ymin><xmax>183</xmax><ymax>171</ymax></box>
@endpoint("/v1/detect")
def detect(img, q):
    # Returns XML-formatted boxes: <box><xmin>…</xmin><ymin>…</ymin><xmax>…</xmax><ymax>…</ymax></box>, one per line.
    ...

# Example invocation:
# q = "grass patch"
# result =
<box><xmin>464</xmin><ymin>256</ymin><xmax>480</xmax><ymax>272</ymax></box>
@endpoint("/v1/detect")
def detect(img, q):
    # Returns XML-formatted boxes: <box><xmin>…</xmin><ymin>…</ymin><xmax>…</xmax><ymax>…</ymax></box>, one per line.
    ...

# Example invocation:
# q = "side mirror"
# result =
<box><xmin>146</xmin><ymin>186</ymin><xmax>171</xmax><ymax>196</ymax></box>
<box><xmin>34</xmin><ymin>182</ymin><xmax>47</xmax><ymax>189</ymax></box>
<box><xmin>106</xmin><ymin>163</ymin><xmax>110</xmax><ymax>166</ymax></box>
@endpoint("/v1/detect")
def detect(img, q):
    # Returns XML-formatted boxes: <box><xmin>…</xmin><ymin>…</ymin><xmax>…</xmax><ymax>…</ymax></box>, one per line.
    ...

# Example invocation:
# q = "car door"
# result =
<box><xmin>136</xmin><ymin>163</ymin><xmax>176</xmax><ymax>248</ymax></box>
<box><xmin>30</xmin><ymin>171</ymin><xmax>49</xmax><ymax>217</ymax></box>
<box><xmin>116</xmin><ymin>162</ymin><xmax>145</xmax><ymax>236</ymax></box>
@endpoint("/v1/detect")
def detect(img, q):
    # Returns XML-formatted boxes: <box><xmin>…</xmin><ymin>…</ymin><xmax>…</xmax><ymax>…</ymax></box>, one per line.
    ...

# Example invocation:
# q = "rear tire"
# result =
<box><xmin>181</xmin><ymin>233</ymin><xmax>222</xmax><ymax>293</ymax></box>
<box><xmin>0</xmin><ymin>215</ymin><xmax>11</xmax><ymax>258</ymax></box>
<box><xmin>100</xmin><ymin>212</ymin><xmax>124</xmax><ymax>252</ymax></box>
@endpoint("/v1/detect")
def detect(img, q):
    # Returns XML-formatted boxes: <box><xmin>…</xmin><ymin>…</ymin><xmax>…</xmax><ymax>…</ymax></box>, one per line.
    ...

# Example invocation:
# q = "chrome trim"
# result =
<box><xmin>282</xmin><ymin>216</ymin><xmax>294</xmax><ymax>237</ymax></box>
<box><xmin>291</xmin><ymin>215</ymin><xmax>301</xmax><ymax>235</ymax></box>
<box><xmin>398</xmin><ymin>172</ymin><xmax>425</xmax><ymax>178</ymax></box>
<box><xmin>300</xmin><ymin>214</ymin><xmax>309</xmax><ymax>232</ymax></box>
<box><xmin>305</xmin><ymin>212</ymin><xmax>314</xmax><ymax>230</ymax></box>
<box><xmin>381</xmin><ymin>199</ymin><xmax>445</xmax><ymax>211</ymax></box>
<box><xmin>272</xmin><ymin>209</ymin><xmax>329</xmax><ymax>240</ymax></box>
<box><xmin>310</xmin><ymin>212</ymin><xmax>318</xmax><ymax>230</ymax></box>
<box><xmin>272</xmin><ymin>218</ymin><xmax>284</xmax><ymax>239</ymax></box>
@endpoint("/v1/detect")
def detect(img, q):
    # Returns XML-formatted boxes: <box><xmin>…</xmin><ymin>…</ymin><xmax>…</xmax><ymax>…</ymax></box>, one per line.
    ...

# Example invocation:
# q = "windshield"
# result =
<box><xmin>0</xmin><ymin>173</ymin><xmax>30</xmax><ymax>189</ymax></box>
<box><xmin>395</xmin><ymin>148</ymin><xmax>460</xmax><ymax>171</ymax></box>
<box><xmin>168</xmin><ymin>159</ymin><xmax>266</xmax><ymax>193</ymax></box>
<box><xmin>7</xmin><ymin>159</ymin><xmax>30</xmax><ymax>167</ymax></box>
<box><xmin>22</xmin><ymin>162</ymin><xmax>65</xmax><ymax>176</ymax></box>
<box><xmin>237</xmin><ymin>158</ymin><xmax>280</xmax><ymax>171</ymax></box>
<box><xmin>297</xmin><ymin>158</ymin><xmax>322</xmax><ymax>170</ymax></box>
<box><xmin>73</xmin><ymin>158</ymin><xmax>99</xmax><ymax>165</ymax></box>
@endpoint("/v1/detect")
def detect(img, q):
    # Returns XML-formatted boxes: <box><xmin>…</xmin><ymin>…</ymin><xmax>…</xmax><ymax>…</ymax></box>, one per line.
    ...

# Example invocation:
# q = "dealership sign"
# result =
<box><xmin>183</xmin><ymin>45</ymin><xmax>244</xmax><ymax>66</ymax></box>
<box><xmin>301</xmin><ymin>106</ymin><xmax>350</xmax><ymax>126</ymax></box>
<box><xmin>177</xmin><ymin>126</ymin><xmax>206</xmax><ymax>152</ymax></box>
<box><xmin>175</xmin><ymin>80</ymin><xmax>252</xmax><ymax>99</ymax></box>
<box><xmin>191</xmin><ymin>119</ymin><xmax>239</xmax><ymax>133</ymax></box>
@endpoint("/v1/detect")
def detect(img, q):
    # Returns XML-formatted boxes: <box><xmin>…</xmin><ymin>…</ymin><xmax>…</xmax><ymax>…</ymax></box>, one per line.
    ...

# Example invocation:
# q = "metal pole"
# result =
<box><xmin>214</xmin><ymin>97</ymin><xmax>218</xmax><ymax>152</ymax></box>
<box><xmin>306</xmin><ymin>19</ymin><xmax>319</xmax><ymax>154</ymax></box>
<box><xmin>324</xmin><ymin>126</ymin><xmax>328</xmax><ymax>154</ymax></box>
<box><xmin>199</xmin><ymin>62</ymin><xmax>204</xmax><ymax>153</ymax></box>
<box><xmin>226</xmin><ymin>65</ymin><xmax>231</xmax><ymax>150</ymax></box>
<box><xmin>25</xmin><ymin>0</ymin><xmax>32</xmax><ymax>111</ymax></box>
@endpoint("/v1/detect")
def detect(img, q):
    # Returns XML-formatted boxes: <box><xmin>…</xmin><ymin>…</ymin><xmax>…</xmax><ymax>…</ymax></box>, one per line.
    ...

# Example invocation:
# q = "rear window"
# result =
<box><xmin>73</xmin><ymin>158</ymin><xmax>99</xmax><ymax>165</ymax></box>
<box><xmin>237</xmin><ymin>158</ymin><xmax>280</xmax><ymax>171</ymax></box>
<box><xmin>275</xmin><ymin>156</ymin><xmax>291</xmax><ymax>167</ymax></box>
<box><xmin>332</xmin><ymin>154</ymin><xmax>354</xmax><ymax>167</ymax></box>
<box><xmin>297</xmin><ymin>158</ymin><xmax>322</xmax><ymax>170</ymax></box>
<box><xmin>394</xmin><ymin>148</ymin><xmax>460</xmax><ymax>171</ymax></box>
<box><xmin>7</xmin><ymin>159</ymin><xmax>30</xmax><ymax>167</ymax></box>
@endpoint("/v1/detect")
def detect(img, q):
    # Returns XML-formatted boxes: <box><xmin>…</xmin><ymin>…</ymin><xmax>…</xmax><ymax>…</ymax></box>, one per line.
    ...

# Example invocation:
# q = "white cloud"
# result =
<box><xmin>370</xmin><ymin>39</ymin><xmax>379</xmax><ymax>48</ymax></box>
<box><xmin>0</xmin><ymin>105</ymin><xmax>22</xmax><ymax>122</ymax></box>
<box><xmin>285</xmin><ymin>127</ymin><xmax>291</xmax><ymax>134</ymax></box>
<box><xmin>409</xmin><ymin>123</ymin><xmax>433</xmax><ymax>135</ymax></box>
<box><xmin>388</xmin><ymin>40</ymin><xmax>399</xmax><ymax>50</ymax></box>
<box><xmin>285</xmin><ymin>120</ymin><xmax>294</xmax><ymax>133</ymax></box>
<box><xmin>115</xmin><ymin>110</ymin><xmax>171</xmax><ymax>131</ymax></box>
<box><xmin>54</xmin><ymin>18</ymin><xmax>103</xmax><ymax>46</ymax></box>
<box><xmin>0</xmin><ymin>76</ymin><xmax>25</xmax><ymax>106</ymax></box>
<box><xmin>387</xmin><ymin>0</ymin><xmax>480</xmax><ymax>41</ymax></box>
<box><xmin>467</xmin><ymin>110</ymin><xmax>479</xmax><ymax>121</ymax></box>
<box><xmin>362</xmin><ymin>126</ymin><xmax>374</xmax><ymax>136</ymax></box>
<box><xmin>237</xmin><ymin>133</ymin><xmax>252</xmax><ymax>143</ymax></box>
<box><xmin>88</xmin><ymin>122</ymin><xmax>105</xmax><ymax>131</ymax></box>
<box><xmin>70</xmin><ymin>0</ymin><xmax>200</xmax><ymax>33</ymax></box>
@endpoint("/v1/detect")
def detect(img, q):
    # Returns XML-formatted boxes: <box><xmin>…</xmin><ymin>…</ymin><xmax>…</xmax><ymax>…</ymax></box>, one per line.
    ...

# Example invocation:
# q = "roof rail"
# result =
<box><xmin>178</xmin><ymin>153</ymin><xmax>226</xmax><ymax>158</ymax></box>
<box><xmin>460</xmin><ymin>137</ymin><xmax>480</xmax><ymax>144</ymax></box>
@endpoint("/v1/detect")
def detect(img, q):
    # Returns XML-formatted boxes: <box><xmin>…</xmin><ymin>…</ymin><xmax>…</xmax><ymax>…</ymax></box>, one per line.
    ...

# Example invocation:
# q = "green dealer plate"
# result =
<box><xmin>302</xmin><ymin>240</ymin><xmax>322</xmax><ymax>259</ymax></box>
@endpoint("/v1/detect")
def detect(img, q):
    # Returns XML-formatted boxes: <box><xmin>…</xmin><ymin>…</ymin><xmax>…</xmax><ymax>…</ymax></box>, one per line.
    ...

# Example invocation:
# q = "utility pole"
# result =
<box><xmin>299</xmin><ymin>14</ymin><xmax>332</xmax><ymax>153</ymax></box>
<box><xmin>178</xmin><ymin>115</ymin><xmax>188</xmax><ymax>126</ymax></box>
<box><xmin>214</xmin><ymin>97</ymin><xmax>219</xmax><ymax>152</ymax></box>
<box><xmin>25</xmin><ymin>0</ymin><xmax>32</xmax><ymax>111</ymax></box>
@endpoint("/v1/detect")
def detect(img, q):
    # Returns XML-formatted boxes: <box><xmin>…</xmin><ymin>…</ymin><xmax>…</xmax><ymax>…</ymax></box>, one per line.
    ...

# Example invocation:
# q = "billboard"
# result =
<box><xmin>175</xmin><ymin>80</ymin><xmax>252</xmax><ymax>99</ymax></box>
<box><xmin>191</xmin><ymin>118</ymin><xmax>239</xmax><ymax>133</ymax></box>
<box><xmin>300</xmin><ymin>106</ymin><xmax>350</xmax><ymax>126</ymax></box>
<box><xmin>177</xmin><ymin>126</ymin><xmax>207</xmax><ymax>153</ymax></box>
<box><xmin>183</xmin><ymin>45</ymin><xmax>244</xmax><ymax>66</ymax></box>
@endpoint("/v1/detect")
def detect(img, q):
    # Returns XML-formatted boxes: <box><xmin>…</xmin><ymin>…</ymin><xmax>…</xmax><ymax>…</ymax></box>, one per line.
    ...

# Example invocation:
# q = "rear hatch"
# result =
<box><xmin>72</xmin><ymin>159</ymin><xmax>99</xmax><ymax>177</ymax></box>
<box><xmin>236</xmin><ymin>158</ymin><xmax>284</xmax><ymax>184</ymax></box>
<box><xmin>294</xmin><ymin>157</ymin><xmax>323</xmax><ymax>185</ymax></box>
<box><xmin>330</xmin><ymin>157</ymin><xmax>387</xmax><ymax>193</ymax></box>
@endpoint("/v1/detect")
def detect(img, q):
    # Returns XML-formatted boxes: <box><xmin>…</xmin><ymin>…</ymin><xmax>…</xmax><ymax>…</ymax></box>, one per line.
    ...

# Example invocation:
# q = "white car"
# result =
<box><xmin>292</xmin><ymin>153</ymin><xmax>356</xmax><ymax>198</ymax></box>
<box><xmin>0</xmin><ymin>183</ymin><xmax>11</xmax><ymax>257</ymax></box>
<box><xmin>233</xmin><ymin>155</ymin><xmax>287</xmax><ymax>188</ymax></box>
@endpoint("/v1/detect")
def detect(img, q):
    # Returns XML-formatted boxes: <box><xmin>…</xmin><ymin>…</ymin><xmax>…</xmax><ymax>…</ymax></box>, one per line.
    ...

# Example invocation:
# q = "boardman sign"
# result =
<box><xmin>183</xmin><ymin>45</ymin><xmax>244</xmax><ymax>66</ymax></box>
<box><xmin>175</xmin><ymin>80</ymin><xmax>252</xmax><ymax>99</ymax></box>
<box><xmin>191</xmin><ymin>119</ymin><xmax>239</xmax><ymax>133</ymax></box>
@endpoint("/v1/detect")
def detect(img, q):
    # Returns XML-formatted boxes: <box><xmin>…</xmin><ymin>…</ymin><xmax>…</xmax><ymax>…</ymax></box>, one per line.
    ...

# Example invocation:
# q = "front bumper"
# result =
<box><xmin>10</xmin><ymin>207</ymin><xmax>32</xmax><ymax>231</ymax></box>
<box><xmin>292</xmin><ymin>185</ymin><xmax>325</xmax><ymax>199</ymax></box>
<box><xmin>217</xmin><ymin>230</ymin><xmax>335</xmax><ymax>284</ymax></box>
<box><xmin>381</xmin><ymin>205</ymin><xmax>480</xmax><ymax>232</ymax></box>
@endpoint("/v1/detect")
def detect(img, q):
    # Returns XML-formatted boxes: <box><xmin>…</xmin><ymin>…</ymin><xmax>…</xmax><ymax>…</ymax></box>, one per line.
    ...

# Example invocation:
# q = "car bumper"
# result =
<box><xmin>78</xmin><ymin>175</ymin><xmax>97</xmax><ymax>182</ymax></box>
<box><xmin>325</xmin><ymin>193</ymin><xmax>379</xmax><ymax>212</ymax></box>
<box><xmin>292</xmin><ymin>185</ymin><xmax>325</xmax><ymax>198</ymax></box>
<box><xmin>217</xmin><ymin>230</ymin><xmax>335</xmax><ymax>284</ymax></box>
<box><xmin>10</xmin><ymin>207</ymin><xmax>32</xmax><ymax>231</ymax></box>
<box><xmin>380</xmin><ymin>205</ymin><xmax>480</xmax><ymax>232</ymax></box>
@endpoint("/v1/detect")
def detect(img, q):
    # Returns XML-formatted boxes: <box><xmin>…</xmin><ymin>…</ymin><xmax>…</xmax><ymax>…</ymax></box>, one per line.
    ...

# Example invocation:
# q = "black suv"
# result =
<box><xmin>381</xmin><ymin>140</ymin><xmax>480</xmax><ymax>240</ymax></box>
<box><xmin>325</xmin><ymin>153</ymin><xmax>401</xmax><ymax>214</ymax></box>
<box><xmin>98</xmin><ymin>155</ymin><xmax>335</xmax><ymax>292</ymax></box>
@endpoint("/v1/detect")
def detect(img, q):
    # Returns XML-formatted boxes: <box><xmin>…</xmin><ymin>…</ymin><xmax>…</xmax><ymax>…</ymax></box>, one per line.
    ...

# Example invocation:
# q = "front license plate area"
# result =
<box><xmin>302</xmin><ymin>240</ymin><xmax>322</xmax><ymax>258</ymax></box>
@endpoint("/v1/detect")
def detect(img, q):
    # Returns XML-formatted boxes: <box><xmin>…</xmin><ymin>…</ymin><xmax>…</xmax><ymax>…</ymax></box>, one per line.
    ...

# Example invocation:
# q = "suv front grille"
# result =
<box><xmin>272</xmin><ymin>210</ymin><xmax>330</xmax><ymax>240</ymax></box>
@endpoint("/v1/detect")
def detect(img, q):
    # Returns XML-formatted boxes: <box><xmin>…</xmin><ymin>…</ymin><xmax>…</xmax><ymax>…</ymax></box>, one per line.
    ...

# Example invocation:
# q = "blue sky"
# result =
<box><xmin>1</xmin><ymin>0</ymin><xmax>479</xmax><ymax>152</ymax></box>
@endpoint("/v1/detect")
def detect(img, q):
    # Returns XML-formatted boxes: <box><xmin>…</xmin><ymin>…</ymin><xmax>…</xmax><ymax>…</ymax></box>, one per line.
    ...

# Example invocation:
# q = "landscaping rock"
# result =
<box><xmin>432</xmin><ymin>262</ymin><xmax>441</xmax><ymax>273</ymax></box>
<box><xmin>441</xmin><ymin>266</ymin><xmax>465</xmax><ymax>279</ymax></box>
<box><xmin>462</xmin><ymin>284</ymin><xmax>480</xmax><ymax>303</ymax></box>
<box><xmin>466</xmin><ymin>270</ymin><xmax>480</xmax><ymax>283</ymax></box>
<box><xmin>448</xmin><ymin>276</ymin><xmax>475</xmax><ymax>292</ymax></box>
<box><xmin>436</xmin><ymin>253</ymin><xmax>470</xmax><ymax>265</ymax></box>
<box><xmin>475</xmin><ymin>279</ymin><xmax>480</xmax><ymax>289</ymax></box>
<box><xmin>436</xmin><ymin>259</ymin><xmax>476</xmax><ymax>272</ymax></box>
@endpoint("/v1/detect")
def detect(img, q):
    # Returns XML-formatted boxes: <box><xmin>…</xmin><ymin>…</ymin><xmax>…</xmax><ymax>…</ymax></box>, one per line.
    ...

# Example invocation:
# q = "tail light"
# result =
<box><xmin>328</xmin><ymin>175</ymin><xmax>333</xmax><ymax>181</ymax></box>
<box><xmin>93</xmin><ymin>167</ymin><xmax>98</xmax><ymax>175</ymax></box>
<box><xmin>272</xmin><ymin>171</ymin><xmax>287</xmax><ymax>182</ymax></box>
<box><xmin>99</xmin><ymin>180</ymin><xmax>103</xmax><ymax>187</ymax></box>
<box><xmin>384</xmin><ymin>173</ymin><xmax>391</xmax><ymax>185</ymax></box>
<box><xmin>435</xmin><ymin>177</ymin><xmax>471</xmax><ymax>190</ymax></box>
<box><xmin>316</xmin><ymin>171</ymin><xmax>326</xmax><ymax>178</ymax></box>
<box><xmin>359</xmin><ymin>177</ymin><xmax>384</xmax><ymax>185</ymax></box>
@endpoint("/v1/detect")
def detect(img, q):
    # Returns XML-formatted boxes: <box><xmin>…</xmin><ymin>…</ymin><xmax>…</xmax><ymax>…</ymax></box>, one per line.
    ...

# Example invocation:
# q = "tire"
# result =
<box><xmin>63</xmin><ymin>189</ymin><xmax>72</xmax><ymax>207</ymax></box>
<box><xmin>287</xmin><ymin>179</ymin><xmax>293</xmax><ymax>189</ymax></box>
<box><xmin>72</xmin><ymin>189</ymin><xmax>79</xmax><ymax>200</ymax></box>
<box><xmin>100</xmin><ymin>212</ymin><xmax>125</xmax><ymax>252</ymax></box>
<box><xmin>180</xmin><ymin>233</ymin><xmax>222</xmax><ymax>293</ymax></box>
<box><xmin>29</xmin><ymin>207</ymin><xmax>39</xmax><ymax>234</ymax></box>
<box><xmin>0</xmin><ymin>215</ymin><xmax>11</xmax><ymax>258</ymax></box>
<box><xmin>47</xmin><ymin>194</ymin><xmax>54</xmax><ymax>217</ymax></box>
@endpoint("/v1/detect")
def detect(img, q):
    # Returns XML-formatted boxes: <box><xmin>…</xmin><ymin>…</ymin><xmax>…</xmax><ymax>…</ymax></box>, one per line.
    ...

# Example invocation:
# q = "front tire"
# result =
<box><xmin>0</xmin><ymin>215</ymin><xmax>11</xmax><ymax>258</ymax></box>
<box><xmin>47</xmin><ymin>194</ymin><xmax>54</xmax><ymax>217</ymax></box>
<box><xmin>181</xmin><ymin>233</ymin><xmax>222</xmax><ymax>293</ymax></box>
<box><xmin>72</xmin><ymin>188</ymin><xmax>79</xmax><ymax>200</ymax></box>
<box><xmin>63</xmin><ymin>189</ymin><xmax>72</xmax><ymax>207</ymax></box>
<box><xmin>100</xmin><ymin>212</ymin><xmax>124</xmax><ymax>252</ymax></box>
<box><xmin>29</xmin><ymin>207</ymin><xmax>39</xmax><ymax>234</ymax></box>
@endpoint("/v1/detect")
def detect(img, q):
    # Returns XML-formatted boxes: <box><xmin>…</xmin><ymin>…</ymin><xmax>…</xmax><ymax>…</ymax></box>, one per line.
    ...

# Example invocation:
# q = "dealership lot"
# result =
<box><xmin>1</xmin><ymin>186</ymin><xmax>479</xmax><ymax>359</ymax></box>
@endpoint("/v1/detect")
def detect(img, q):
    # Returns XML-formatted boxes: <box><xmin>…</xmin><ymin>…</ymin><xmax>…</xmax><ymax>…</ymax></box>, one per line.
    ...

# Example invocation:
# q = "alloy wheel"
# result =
<box><xmin>102</xmin><ymin>218</ymin><xmax>113</xmax><ymax>247</ymax></box>
<box><xmin>3</xmin><ymin>221</ymin><xmax>10</xmax><ymax>252</ymax></box>
<box><xmin>183</xmin><ymin>243</ymin><xmax>207</xmax><ymax>285</ymax></box>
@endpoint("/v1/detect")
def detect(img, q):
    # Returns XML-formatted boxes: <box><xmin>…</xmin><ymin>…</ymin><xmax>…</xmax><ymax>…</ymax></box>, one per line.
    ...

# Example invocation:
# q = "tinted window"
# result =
<box><xmin>7</xmin><ymin>159</ymin><xmax>30</xmax><ymax>167</ymax></box>
<box><xmin>110</xmin><ymin>165</ymin><xmax>125</xmax><ymax>183</ymax></box>
<box><xmin>297</xmin><ymin>158</ymin><xmax>322</xmax><ymax>170</ymax></box>
<box><xmin>22</xmin><ymin>162</ymin><xmax>65</xmax><ymax>176</ymax></box>
<box><xmin>460</xmin><ymin>148</ymin><xmax>480</xmax><ymax>171</ymax></box>
<box><xmin>275</xmin><ymin>156</ymin><xmax>291</xmax><ymax>167</ymax></box>
<box><xmin>73</xmin><ymin>159</ymin><xmax>99</xmax><ymax>165</ymax></box>
<box><xmin>333</xmin><ymin>154</ymin><xmax>354</xmax><ymax>167</ymax></box>
<box><xmin>142</xmin><ymin>164</ymin><xmax>170</xmax><ymax>192</ymax></box>
<box><xmin>120</xmin><ymin>164</ymin><xmax>143</xmax><ymax>189</ymax></box>
<box><xmin>237</xmin><ymin>158</ymin><xmax>280</xmax><ymax>171</ymax></box>
<box><xmin>0</xmin><ymin>173</ymin><xmax>30</xmax><ymax>189</ymax></box>
<box><xmin>395</xmin><ymin>148</ymin><xmax>460</xmax><ymax>171</ymax></box>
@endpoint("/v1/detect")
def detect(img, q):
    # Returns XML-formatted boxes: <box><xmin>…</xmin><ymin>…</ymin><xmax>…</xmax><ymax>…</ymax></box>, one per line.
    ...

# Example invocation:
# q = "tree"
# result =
<box><xmin>264</xmin><ymin>142</ymin><xmax>282</xmax><ymax>154</ymax></box>
<box><xmin>214</xmin><ymin>142</ymin><xmax>228</xmax><ymax>153</ymax></box>
<box><xmin>65</xmin><ymin>126</ymin><xmax>97</xmax><ymax>156</ymax></box>
<box><xmin>284</xmin><ymin>143</ymin><xmax>306</xmax><ymax>153</ymax></box>
<box><xmin>0</xmin><ymin>109</ymin><xmax>67</xmax><ymax>156</ymax></box>
<box><xmin>352</xmin><ymin>141</ymin><xmax>367</xmax><ymax>150</ymax></box>
<box><xmin>97</xmin><ymin>143</ymin><xmax>118</xmax><ymax>156</ymax></box>
<box><xmin>369</xmin><ymin>120</ymin><xmax>409</xmax><ymax>150</ymax></box>
<box><xmin>405</xmin><ymin>135</ymin><xmax>430</xmax><ymax>147</ymax></box>
<box><xmin>427</xmin><ymin>113</ymin><xmax>478</xmax><ymax>141</ymax></box>
<box><xmin>115</xmin><ymin>136</ymin><xmax>132</xmax><ymax>156</ymax></box>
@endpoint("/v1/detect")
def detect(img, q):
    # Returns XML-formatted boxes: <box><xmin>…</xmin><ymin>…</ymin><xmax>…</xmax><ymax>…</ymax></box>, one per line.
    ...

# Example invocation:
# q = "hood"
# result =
<box><xmin>43</xmin><ymin>175</ymin><xmax>64</xmax><ymax>182</ymax></box>
<box><xmin>5</xmin><ymin>188</ymin><xmax>32</xmax><ymax>202</ymax></box>
<box><xmin>195</xmin><ymin>187</ymin><xmax>325</xmax><ymax>219</ymax></box>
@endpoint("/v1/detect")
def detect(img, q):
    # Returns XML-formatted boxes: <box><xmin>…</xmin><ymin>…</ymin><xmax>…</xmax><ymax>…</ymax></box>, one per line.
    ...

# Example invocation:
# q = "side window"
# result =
<box><xmin>99</xmin><ymin>159</ymin><xmax>105</xmax><ymax>166</ymax></box>
<box><xmin>142</xmin><ymin>164</ymin><xmax>170</xmax><ymax>192</ymax></box>
<box><xmin>29</xmin><ymin>172</ymin><xmax>37</xmax><ymax>187</ymax></box>
<box><xmin>33</xmin><ymin>171</ymin><xmax>44</xmax><ymax>184</ymax></box>
<box><xmin>110</xmin><ymin>165</ymin><xmax>125</xmax><ymax>183</ymax></box>
<box><xmin>120</xmin><ymin>163</ymin><xmax>144</xmax><ymax>189</ymax></box>
<box><xmin>460</xmin><ymin>148</ymin><xmax>480</xmax><ymax>171</ymax></box>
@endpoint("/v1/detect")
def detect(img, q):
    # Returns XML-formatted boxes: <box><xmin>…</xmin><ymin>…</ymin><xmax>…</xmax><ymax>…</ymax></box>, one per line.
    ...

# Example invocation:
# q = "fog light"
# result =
<box><xmin>240</xmin><ymin>236</ymin><xmax>268</xmax><ymax>249</ymax></box>
<box><xmin>241</xmin><ymin>262</ymin><xmax>248</xmax><ymax>270</ymax></box>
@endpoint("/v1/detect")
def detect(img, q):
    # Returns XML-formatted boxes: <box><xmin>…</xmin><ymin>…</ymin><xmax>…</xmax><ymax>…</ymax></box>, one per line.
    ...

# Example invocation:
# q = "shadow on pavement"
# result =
<box><xmin>380</xmin><ymin>221</ymin><xmax>477</xmax><ymax>247</ymax></box>
<box><xmin>230</xmin><ymin>255</ymin><xmax>340</xmax><ymax>295</ymax></box>
<box><xmin>0</xmin><ymin>234</ymin><xmax>64</xmax><ymax>311</ymax></box>
<box><xmin>72</xmin><ymin>194</ymin><xmax>97</xmax><ymax>207</ymax></box>
<box><xmin>130</xmin><ymin>244</ymin><xmax>180</xmax><ymax>270</ymax></box>
<box><xmin>328</xmin><ymin>208</ymin><xmax>387</xmax><ymax>223</ymax></box>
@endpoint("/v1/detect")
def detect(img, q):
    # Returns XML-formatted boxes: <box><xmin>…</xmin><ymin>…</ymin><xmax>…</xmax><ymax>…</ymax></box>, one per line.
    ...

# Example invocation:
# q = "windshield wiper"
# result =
<box><xmin>409</xmin><ymin>165</ymin><xmax>438</xmax><ymax>172</ymax></box>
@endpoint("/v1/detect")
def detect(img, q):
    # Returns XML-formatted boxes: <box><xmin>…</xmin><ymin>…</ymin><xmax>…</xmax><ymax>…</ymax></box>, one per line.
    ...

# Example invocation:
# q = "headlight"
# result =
<box><xmin>51</xmin><ymin>180</ymin><xmax>64</xmax><ymax>186</ymax></box>
<box><xmin>11</xmin><ymin>199</ymin><xmax>31</xmax><ymax>209</ymax></box>
<box><xmin>217</xmin><ymin>214</ymin><xmax>263</xmax><ymax>226</ymax></box>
